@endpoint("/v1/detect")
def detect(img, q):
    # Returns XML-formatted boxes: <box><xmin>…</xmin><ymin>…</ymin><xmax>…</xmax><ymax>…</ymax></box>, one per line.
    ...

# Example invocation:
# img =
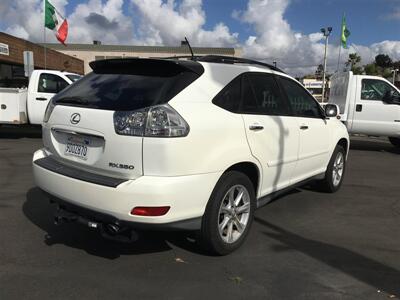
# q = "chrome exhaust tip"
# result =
<box><xmin>105</xmin><ymin>223</ymin><xmax>121</xmax><ymax>235</ymax></box>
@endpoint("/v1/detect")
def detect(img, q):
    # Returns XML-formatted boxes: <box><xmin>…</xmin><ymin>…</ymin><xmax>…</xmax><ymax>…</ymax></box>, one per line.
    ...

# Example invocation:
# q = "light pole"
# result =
<box><xmin>321</xmin><ymin>27</ymin><xmax>332</xmax><ymax>102</ymax></box>
<box><xmin>391</xmin><ymin>69</ymin><xmax>399</xmax><ymax>84</ymax></box>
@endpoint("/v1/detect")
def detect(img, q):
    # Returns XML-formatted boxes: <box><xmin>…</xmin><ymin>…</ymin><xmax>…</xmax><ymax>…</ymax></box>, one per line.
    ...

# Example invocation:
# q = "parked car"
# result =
<box><xmin>32</xmin><ymin>56</ymin><xmax>349</xmax><ymax>255</ymax></box>
<box><xmin>329</xmin><ymin>71</ymin><xmax>400</xmax><ymax>147</ymax></box>
<box><xmin>0</xmin><ymin>70</ymin><xmax>81</xmax><ymax>126</ymax></box>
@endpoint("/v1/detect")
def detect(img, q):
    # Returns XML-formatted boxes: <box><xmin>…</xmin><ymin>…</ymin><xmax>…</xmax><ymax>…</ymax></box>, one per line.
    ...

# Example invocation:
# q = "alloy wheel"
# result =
<box><xmin>332</xmin><ymin>152</ymin><xmax>344</xmax><ymax>186</ymax></box>
<box><xmin>217</xmin><ymin>185</ymin><xmax>251</xmax><ymax>244</ymax></box>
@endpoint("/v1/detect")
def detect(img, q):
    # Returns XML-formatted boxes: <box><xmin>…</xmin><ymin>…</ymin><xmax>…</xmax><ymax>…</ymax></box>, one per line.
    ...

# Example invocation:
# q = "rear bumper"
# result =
<box><xmin>33</xmin><ymin>149</ymin><xmax>222</xmax><ymax>229</ymax></box>
<box><xmin>49</xmin><ymin>195</ymin><xmax>202</xmax><ymax>231</ymax></box>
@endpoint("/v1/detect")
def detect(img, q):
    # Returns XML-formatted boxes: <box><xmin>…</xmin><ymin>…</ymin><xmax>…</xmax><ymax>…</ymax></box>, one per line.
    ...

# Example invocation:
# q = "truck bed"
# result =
<box><xmin>0</xmin><ymin>88</ymin><xmax>28</xmax><ymax>124</ymax></box>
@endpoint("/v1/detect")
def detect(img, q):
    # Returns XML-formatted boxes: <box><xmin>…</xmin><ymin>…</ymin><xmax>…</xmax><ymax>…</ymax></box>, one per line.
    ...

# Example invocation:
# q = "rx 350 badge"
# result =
<box><xmin>109</xmin><ymin>162</ymin><xmax>134</xmax><ymax>170</ymax></box>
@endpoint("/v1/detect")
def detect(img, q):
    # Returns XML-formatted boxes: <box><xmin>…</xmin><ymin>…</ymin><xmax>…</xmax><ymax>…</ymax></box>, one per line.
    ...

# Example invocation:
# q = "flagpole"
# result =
<box><xmin>43</xmin><ymin>0</ymin><xmax>47</xmax><ymax>69</ymax></box>
<box><xmin>337</xmin><ymin>12</ymin><xmax>345</xmax><ymax>72</ymax></box>
<box><xmin>337</xmin><ymin>40</ymin><xmax>342</xmax><ymax>72</ymax></box>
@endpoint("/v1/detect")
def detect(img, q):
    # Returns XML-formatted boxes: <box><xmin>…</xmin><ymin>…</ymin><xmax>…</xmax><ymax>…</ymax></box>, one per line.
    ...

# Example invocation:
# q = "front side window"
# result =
<box><xmin>278</xmin><ymin>76</ymin><xmax>322</xmax><ymax>118</ymax></box>
<box><xmin>241</xmin><ymin>73</ymin><xmax>288</xmax><ymax>116</ymax></box>
<box><xmin>361</xmin><ymin>79</ymin><xmax>399</xmax><ymax>101</ymax></box>
<box><xmin>38</xmin><ymin>73</ymin><xmax>69</xmax><ymax>94</ymax></box>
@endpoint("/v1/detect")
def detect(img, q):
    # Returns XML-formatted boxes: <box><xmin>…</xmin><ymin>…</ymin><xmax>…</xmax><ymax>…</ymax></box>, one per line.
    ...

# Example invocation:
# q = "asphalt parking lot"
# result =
<box><xmin>0</xmin><ymin>126</ymin><xmax>399</xmax><ymax>300</ymax></box>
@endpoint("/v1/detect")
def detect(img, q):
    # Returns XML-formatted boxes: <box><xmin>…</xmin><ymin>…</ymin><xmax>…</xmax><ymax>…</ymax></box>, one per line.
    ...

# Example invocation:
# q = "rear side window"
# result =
<box><xmin>38</xmin><ymin>73</ymin><xmax>69</xmax><ymax>94</ymax></box>
<box><xmin>66</xmin><ymin>74</ymin><xmax>82</xmax><ymax>82</ymax></box>
<box><xmin>212</xmin><ymin>72</ymin><xmax>288</xmax><ymax>116</ymax></box>
<box><xmin>212</xmin><ymin>76</ymin><xmax>241</xmax><ymax>112</ymax></box>
<box><xmin>51</xmin><ymin>60</ymin><xmax>202</xmax><ymax>111</ymax></box>
<box><xmin>241</xmin><ymin>73</ymin><xmax>288</xmax><ymax>115</ymax></box>
<box><xmin>278</xmin><ymin>76</ymin><xmax>322</xmax><ymax>118</ymax></box>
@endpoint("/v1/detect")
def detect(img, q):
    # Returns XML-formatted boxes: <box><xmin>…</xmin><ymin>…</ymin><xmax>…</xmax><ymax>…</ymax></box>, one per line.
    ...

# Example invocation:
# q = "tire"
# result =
<box><xmin>388</xmin><ymin>137</ymin><xmax>400</xmax><ymax>148</ymax></box>
<box><xmin>317</xmin><ymin>144</ymin><xmax>346</xmax><ymax>193</ymax></box>
<box><xmin>200</xmin><ymin>171</ymin><xmax>256</xmax><ymax>255</ymax></box>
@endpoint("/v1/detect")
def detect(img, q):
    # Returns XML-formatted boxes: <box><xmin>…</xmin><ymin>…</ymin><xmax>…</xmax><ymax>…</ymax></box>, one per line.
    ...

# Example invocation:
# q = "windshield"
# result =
<box><xmin>66</xmin><ymin>74</ymin><xmax>82</xmax><ymax>82</ymax></box>
<box><xmin>52</xmin><ymin>70</ymin><xmax>200</xmax><ymax>111</ymax></box>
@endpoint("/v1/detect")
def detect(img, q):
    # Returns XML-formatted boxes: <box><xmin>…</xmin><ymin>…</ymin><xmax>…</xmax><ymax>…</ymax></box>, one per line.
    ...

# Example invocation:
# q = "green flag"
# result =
<box><xmin>341</xmin><ymin>14</ymin><xmax>351</xmax><ymax>49</ymax></box>
<box><xmin>44</xmin><ymin>0</ymin><xmax>57</xmax><ymax>29</ymax></box>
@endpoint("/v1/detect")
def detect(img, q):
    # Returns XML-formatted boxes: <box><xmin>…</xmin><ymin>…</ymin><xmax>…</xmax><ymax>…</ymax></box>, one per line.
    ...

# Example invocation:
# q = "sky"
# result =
<box><xmin>1</xmin><ymin>0</ymin><xmax>400</xmax><ymax>75</ymax></box>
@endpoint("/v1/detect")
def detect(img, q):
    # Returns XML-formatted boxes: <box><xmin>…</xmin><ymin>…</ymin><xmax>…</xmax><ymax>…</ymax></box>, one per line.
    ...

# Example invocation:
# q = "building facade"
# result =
<box><xmin>42</xmin><ymin>42</ymin><xmax>240</xmax><ymax>74</ymax></box>
<box><xmin>0</xmin><ymin>32</ymin><xmax>84</xmax><ymax>87</ymax></box>
<box><xmin>302</xmin><ymin>78</ymin><xmax>324</xmax><ymax>102</ymax></box>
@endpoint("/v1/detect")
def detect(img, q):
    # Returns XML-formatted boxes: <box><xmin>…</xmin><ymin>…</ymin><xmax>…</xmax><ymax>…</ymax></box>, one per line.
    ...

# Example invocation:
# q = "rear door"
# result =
<box><xmin>351</xmin><ymin>78</ymin><xmax>400</xmax><ymax>136</ymax></box>
<box><xmin>240</xmin><ymin>72</ymin><xmax>299</xmax><ymax>196</ymax></box>
<box><xmin>277</xmin><ymin>75</ymin><xmax>330</xmax><ymax>182</ymax></box>
<box><xmin>28</xmin><ymin>72</ymin><xmax>69</xmax><ymax>124</ymax></box>
<box><xmin>42</xmin><ymin>59</ymin><xmax>202</xmax><ymax>180</ymax></box>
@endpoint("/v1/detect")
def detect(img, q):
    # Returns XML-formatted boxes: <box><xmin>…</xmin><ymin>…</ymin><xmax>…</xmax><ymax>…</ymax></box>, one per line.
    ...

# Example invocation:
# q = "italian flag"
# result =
<box><xmin>44</xmin><ymin>0</ymin><xmax>68</xmax><ymax>45</ymax></box>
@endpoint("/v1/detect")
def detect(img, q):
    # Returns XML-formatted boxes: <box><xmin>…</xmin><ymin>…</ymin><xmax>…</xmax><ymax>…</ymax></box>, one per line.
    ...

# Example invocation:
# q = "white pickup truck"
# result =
<box><xmin>329</xmin><ymin>71</ymin><xmax>400</xmax><ymax>147</ymax></box>
<box><xmin>0</xmin><ymin>70</ymin><xmax>80</xmax><ymax>126</ymax></box>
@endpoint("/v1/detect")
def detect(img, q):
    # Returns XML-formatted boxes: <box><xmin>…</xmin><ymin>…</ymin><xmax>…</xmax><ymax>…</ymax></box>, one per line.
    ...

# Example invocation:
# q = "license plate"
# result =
<box><xmin>64</xmin><ymin>135</ymin><xmax>90</xmax><ymax>160</ymax></box>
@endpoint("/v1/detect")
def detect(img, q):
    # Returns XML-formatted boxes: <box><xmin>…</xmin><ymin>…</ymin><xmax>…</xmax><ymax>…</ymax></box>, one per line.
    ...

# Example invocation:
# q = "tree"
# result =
<box><xmin>364</xmin><ymin>63</ymin><xmax>378</xmax><ymax>75</ymax></box>
<box><xmin>346</xmin><ymin>53</ymin><xmax>363</xmax><ymax>74</ymax></box>
<box><xmin>375</xmin><ymin>54</ymin><xmax>392</xmax><ymax>68</ymax></box>
<box><xmin>393</xmin><ymin>60</ymin><xmax>400</xmax><ymax>70</ymax></box>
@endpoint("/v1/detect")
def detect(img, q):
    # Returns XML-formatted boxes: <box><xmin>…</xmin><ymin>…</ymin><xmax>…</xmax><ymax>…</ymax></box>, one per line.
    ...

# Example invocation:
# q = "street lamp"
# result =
<box><xmin>391</xmin><ymin>69</ymin><xmax>399</xmax><ymax>84</ymax></box>
<box><xmin>321</xmin><ymin>26</ymin><xmax>332</xmax><ymax>102</ymax></box>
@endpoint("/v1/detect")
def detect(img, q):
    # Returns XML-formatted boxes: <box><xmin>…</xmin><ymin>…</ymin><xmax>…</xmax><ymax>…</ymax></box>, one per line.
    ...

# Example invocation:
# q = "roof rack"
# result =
<box><xmin>157</xmin><ymin>55</ymin><xmax>203</xmax><ymax>60</ymax></box>
<box><xmin>161</xmin><ymin>55</ymin><xmax>285</xmax><ymax>73</ymax></box>
<box><xmin>196</xmin><ymin>55</ymin><xmax>285</xmax><ymax>73</ymax></box>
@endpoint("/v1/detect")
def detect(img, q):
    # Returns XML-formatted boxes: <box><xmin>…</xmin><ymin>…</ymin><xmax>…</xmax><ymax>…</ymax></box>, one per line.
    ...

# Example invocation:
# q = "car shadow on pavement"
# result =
<box><xmin>350</xmin><ymin>138</ymin><xmax>400</xmax><ymax>154</ymax></box>
<box><xmin>0</xmin><ymin>125</ymin><xmax>42</xmax><ymax>139</ymax></box>
<box><xmin>23</xmin><ymin>188</ymin><xmax>205</xmax><ymax>259</ymax></box>
<box><xmin>255</xmin><ymin>217</ymin><xmax>400</xmax><ymax>297</ymax></box>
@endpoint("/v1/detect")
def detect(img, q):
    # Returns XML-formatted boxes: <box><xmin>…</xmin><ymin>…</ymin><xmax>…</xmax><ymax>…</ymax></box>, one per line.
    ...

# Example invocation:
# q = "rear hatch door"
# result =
<box><xmin>42</xmin><ymin>58</ymin><xmax>203</xmax><ymax>180</ymax></box>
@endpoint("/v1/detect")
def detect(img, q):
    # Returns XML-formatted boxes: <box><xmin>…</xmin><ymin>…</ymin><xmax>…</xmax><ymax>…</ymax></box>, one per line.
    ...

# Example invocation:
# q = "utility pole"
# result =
<box><xmin>320</xmin><ymin>27</ymin><xmax>332</xmax><ymax>102</ymax></box>
<box><xmin>391</xmin><ymin>69</ymin><xmax>399</xmax><ymax>84</ymax></box>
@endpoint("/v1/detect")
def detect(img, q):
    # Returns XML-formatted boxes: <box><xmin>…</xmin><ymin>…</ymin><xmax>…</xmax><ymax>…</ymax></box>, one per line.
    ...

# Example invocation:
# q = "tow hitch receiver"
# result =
<box><xmin>54</xmin><ymin>207</ymin><xmax>99</xmax><ymax>228</ymax></box>
<box><xmin>53</xmin><ymin>206</ymin><xmax>138</xmax><ymax>243</ymax></box>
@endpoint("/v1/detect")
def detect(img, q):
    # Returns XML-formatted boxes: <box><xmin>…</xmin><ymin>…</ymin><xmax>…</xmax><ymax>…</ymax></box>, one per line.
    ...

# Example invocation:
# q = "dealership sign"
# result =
<box><xmin>304</xmin><ymin>81</ymin><xmax>323</xmax><ymax>88</ymax></box>
<box><xmin>0</xmin><ymin>43</ymin><xmax>9</xmax><ymax>56</ymax></box>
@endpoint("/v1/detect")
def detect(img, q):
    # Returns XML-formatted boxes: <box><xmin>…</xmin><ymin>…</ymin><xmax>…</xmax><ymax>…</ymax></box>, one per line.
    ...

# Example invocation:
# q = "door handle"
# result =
<box><xmin>36</xmin><ymin>97</ymin><xmax>48</xmax><ymax>101</ymax></box>
<box><xmin>249</xmin><ymin>125</ymin><xmax>264</xmax><ymax>131</ymax></box>
<box><xmin>300</xmin><ymin>125</ymin><xmax>309</xmax><ymax>130</ymax></box>
<box><xmin>356</xmin><ymin>104</ymin><xmax>362</xmax><ymax>112</ymax></box>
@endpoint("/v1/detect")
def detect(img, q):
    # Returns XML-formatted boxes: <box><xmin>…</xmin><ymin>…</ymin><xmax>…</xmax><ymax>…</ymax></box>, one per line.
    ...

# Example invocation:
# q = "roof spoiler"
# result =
<box><xmin>89</xmin><ymin>58</ymin><xmax>204</xmax><ymax>76</ymax></box>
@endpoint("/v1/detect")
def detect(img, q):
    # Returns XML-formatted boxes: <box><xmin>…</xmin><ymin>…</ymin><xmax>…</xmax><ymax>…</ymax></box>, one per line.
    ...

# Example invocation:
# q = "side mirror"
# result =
<box><xmin>383</xmin><ymin>90</ymin><xmax>400</xmax><ymax>105</ymax></box>
<box><xmin>324</xmin><ymin>104</ymin><xmax>339</xmax><ymax>118</ymax></box>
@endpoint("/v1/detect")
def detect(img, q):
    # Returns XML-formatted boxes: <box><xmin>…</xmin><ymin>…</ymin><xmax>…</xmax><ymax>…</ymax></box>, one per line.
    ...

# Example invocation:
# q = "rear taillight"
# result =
<box><xmin>131</xmin><ymin>206</ymin><xmax>170</xmax><ymax>216</ymax></box>
<box><xmin>113</xmin><ymin>104</ymin><xmax>189</xmax><ymax>137</ymax></box>
<box><xmin>43</xmin><ymin>99</ymin><xmax>56</xmax><ymax>123</ymax></box>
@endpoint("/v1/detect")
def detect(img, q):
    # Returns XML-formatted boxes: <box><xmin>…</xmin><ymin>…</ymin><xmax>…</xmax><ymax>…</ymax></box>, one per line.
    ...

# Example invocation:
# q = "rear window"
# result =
<box><xmin>52</xmin><ymin>60</ymin><xmax>202</xmax><ymax>111</ymax></box>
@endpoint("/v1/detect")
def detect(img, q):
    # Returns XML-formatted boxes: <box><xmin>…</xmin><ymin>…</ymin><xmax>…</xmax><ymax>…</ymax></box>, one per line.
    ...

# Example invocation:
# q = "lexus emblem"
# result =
<box><xmin>70</xmin><ymin>113</ymin><xmax>81</xmax><ymax>125</ymax></box>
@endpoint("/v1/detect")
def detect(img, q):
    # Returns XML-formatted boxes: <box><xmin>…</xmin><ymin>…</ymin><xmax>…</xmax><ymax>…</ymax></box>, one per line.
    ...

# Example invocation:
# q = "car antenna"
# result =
<box><xmin>184</xmin><ymin>37</ymin><xmax>194</xmax><ymax>60</ymax></box>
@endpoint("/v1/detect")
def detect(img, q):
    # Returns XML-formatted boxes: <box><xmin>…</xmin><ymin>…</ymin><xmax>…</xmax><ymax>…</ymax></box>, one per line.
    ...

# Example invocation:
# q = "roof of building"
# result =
<box><xmin>41</xmin><ymin>43</ymin><xmax>236</xmax><ymax>55</ymax></box>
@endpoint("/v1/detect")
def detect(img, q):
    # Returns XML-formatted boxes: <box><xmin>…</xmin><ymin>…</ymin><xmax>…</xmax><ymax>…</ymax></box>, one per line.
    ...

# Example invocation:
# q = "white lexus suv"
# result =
<box><xmin>33</xmin><ymin>56</ymin><xmax>349</xmax><ymax>255</ymax></box>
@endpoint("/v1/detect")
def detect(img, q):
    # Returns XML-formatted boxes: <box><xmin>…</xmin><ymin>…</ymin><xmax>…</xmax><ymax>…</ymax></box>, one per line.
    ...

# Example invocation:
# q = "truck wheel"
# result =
<box><xmin>200</xmin><ymin>171</ymin><xmax>256</xmax><ymax>255</ymax></box>
<box><xmin>317</xmin><ymin>145</ymin><xmax>346</xmax><ymax>193</ymax></box>
<box><xmin>388</xmin><ymin>137</ymin><xmax>400</xmax><ymax>148</ymax></box>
